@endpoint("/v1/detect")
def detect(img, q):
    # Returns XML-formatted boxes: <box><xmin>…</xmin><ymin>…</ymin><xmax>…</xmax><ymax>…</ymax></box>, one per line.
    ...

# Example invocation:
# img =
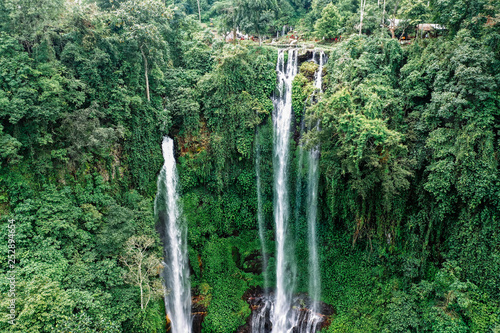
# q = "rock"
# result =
<box><xmin>237</xmin><ymin>287</ymin><xmax>336</xmax><ymax>333</ymax></box>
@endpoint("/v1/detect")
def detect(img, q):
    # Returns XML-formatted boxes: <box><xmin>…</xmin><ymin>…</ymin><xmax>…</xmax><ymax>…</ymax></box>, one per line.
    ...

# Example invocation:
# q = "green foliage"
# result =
<box><xmin>312</xmin><ymin>36</ymin><xmax>411</xmax><ymax>239</ymax></box>
<box><xmin>0</xmin><ymin>170</ymin><xmax>164</xmax><ymax>332</ymax></box>
<box><xmin>194</xmin><ymin>45</ymin><xmax>275</xmax><ymax>190</ymax></box>
<box><xmin>293</xmin><ymin>74</ymin><xmax>309</xmax><ymax>120</ymax></box>
<box><xmin>237</xmin><ymin>0</ymin><xmax>278</xmax><ymax>38</ymax></box>
<box><xmin>432</xmin><ymin>0</ymin><xmax>489</xmax><ymax>35</ymax></box>
<box><xmin>0</xmin><ymin>124</ymin><xmax>22</xmax><ymax>167</ymax></box>
<box><xmin>400</xmin><ymin>32</ymin><xmax>500</xmax><ymax>298</ymax></box>
<box><xmin>201</xmin><ymin>237</ymin><xmax>252</xmax><ymax>332</ymax></box>
<box><xmin>52</xmin><ymin>312</ymin><xmax>121</xmax><ymax>333</ymax></box>
<box><xmin>314</xmin><ymin>3</ymin><xmax>342</xmax><ymax>39</ymax></box>
<box><xmin>314</xmin><ymin>24</ymin><xmax>499</xmax><ymax>332</ymax></box>
<box><xmin>293</xmin><ymin>60</ymin><xmax>318</xmax><ymax>120</ymax></box>
<box><xmin>2</xmin><ymin>0</ymin><xmax>67</xmax><ymax>42</ymax></box>
<box><xmin>1</xmin><ymin>1</ymin><xmax>500</xmax><ymax>332</ymax></box>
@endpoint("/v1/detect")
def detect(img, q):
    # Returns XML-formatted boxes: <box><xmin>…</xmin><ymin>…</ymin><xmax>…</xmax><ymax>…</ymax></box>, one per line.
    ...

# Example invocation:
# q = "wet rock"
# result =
<box><xmin>191</xmin><ymin>294</ymin><xmax>208</xmax><ymax>333</ymax></box>
<box><xmin>237</xmin><ymin>287</ymin><xmax>335</xmax><ymax>333</ymax></box>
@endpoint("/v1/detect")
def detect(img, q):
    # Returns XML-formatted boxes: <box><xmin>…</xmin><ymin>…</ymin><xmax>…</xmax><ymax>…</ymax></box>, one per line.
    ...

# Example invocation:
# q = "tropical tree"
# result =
<box><xmin>211</xmin><ymin>0</ymin><xmax>241</xmax><ymax>44</ymax></box>
<box><xmin>120</xmin><ymin>235</ymin><xmax>163</xmax><ymax>310</ymax></box>
<box><xmin>397</xmin><ymin>0</ymin><xmax>430</xmax><ymax>39</ymax></box>
<box><xmin>113</xmin><ymin>0</ymin><xmax>173</xmax><ymax>101</ymax></box>
<box><xmin>359</xmin><ymin>0</ymin><xmax>368</xmax><ymax>35</ymax></box>
<box><xmin>314</xmin><ymin>3</ymin><xmax>341</xmax><ymax>39</ymax></box>
<box><xmin>2</xmin><ymin>0</ymin><xmax>66</xmax><ymax>47</ymax></box>
<box><xmin>238</xmin><ymin>0</ymin><xmax>277</xmax><ymax>44</ymax></box>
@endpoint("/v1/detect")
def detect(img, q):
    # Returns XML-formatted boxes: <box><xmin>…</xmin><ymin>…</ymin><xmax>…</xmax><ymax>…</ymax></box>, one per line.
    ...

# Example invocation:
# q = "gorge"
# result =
<box><xmin>158</xmin><ymin>48</ymin><xmax>331</xmax><ymax>332</ymax></box>
<box><xmin>2</xmin><ymin>1</ymin><xmax>499</xmax><ymax>332</ymax></box>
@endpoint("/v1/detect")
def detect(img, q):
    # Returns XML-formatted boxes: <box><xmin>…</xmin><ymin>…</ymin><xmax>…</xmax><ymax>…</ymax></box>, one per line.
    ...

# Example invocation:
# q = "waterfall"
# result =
<box><xmin>305</xmin><ymin>147</ymin><xmax>321</xmax><ymax>331</ymax></box>
<box><xmin>314</xmin><ymin>51</ymin><xmax>324</xmax><ymax>91</ymax></box>
<box><xmin>255</xmin><ymin>130</ymin><xmax>269</xmax><ymax>291</ymax></box>
<box><xmin>251</xmin><ymin>295</ymin><xmax>272</xmax><ymax>333</ymax></box>
<box><xmin>253</xmin><ymin>130</ymin><xmax>273</xmax><ymax>333</ymax></box>
<box><xmin>303</xmin><ymin>51</ymin><xmax>326</xmax><ymax>332</ymax></box>
<box><xmin>272</xmin><ymin>49</ymin><xmax>299</xmax><ymax>332</ymax></box>
<box><xmin>155</xmin><ymin>137</ymin><xmax>191</xmax><ymax>333</ymax></box>
<box><xmin>295</xmin><ymin>119</ymin><xmax>306</xmax><ymax>241</ymax></box>
<box><xmin>249</xmin><ymin>49</ymin><xmax>327</xmax><ymax>333</ymax></box>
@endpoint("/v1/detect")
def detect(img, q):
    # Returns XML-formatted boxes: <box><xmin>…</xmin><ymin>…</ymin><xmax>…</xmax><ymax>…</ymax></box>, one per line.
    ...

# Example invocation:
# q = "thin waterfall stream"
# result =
<box><xmin>295</xmin><ymin>118</ymin><xmax>306</xmax><ymax>242</ymax></box>
<box><xmin>305</xmin><ymin>147</ymin><xmax>321</xmax><ymax>331</ymax></box>
<box><xmin>314</xmin><ymin>51</ymin><xmax>324</xmax><ymax>91</ymax></box>
<box><xmin>155</xmin><ymin>137</ymin><xmax>192</xmax><ymax>333</ymax></box>
<box><xmin>256</xmin><ymin>129</ymin><xmax>269</xmax><ymax>291</ymax></box>
<box><xmin>306</xmin><ymin>51</ymin><xmax>325</xmax><ymax>328</ymax></box>
<box><xmin>302</xmin><ymin>50</ymin><xmax>325</xmax><ymax>332</ymax></box>
<box><xmin>253</xmin><ymin>129</ymin><xmax>273</xmax><ymax>333</ymax></box>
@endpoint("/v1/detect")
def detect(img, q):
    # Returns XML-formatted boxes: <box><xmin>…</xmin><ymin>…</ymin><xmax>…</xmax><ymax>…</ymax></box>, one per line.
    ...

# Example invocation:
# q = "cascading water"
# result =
<box><xmin>251</xmin><ymin>295</ymin><xmax>272</xmax><ymax>333</ymax></box>
<box><xmin>155</xmin><ymin>137</ymin><xmax>191</xmax><ymax>333</ymax></box>
<box><xmin>305</xmin><ymin>147</ymin><xmax>321</xmax><ymax>331</ymax></box>
<box><xmin>295</xmin><ymin>119</ymin><xmax>306</xmax><ymax>241</ymax></box>
<box><xmin>255</xmin><ymin>130</ymin><xmax>269</xmax><ymax>291</ymax></box>
<box><xmin>249</xmin><ymin>49</ymin><xmax>328</xmax><ymax>333</ymax></box>
<box><xmin>303</xmin><ymin>50</ymin><xmax>325</xmax><ymax>331</ymax></box>
<box><xmin>272</xmin><ymin>48</ymin><xmax>299</xmax><ymax>333</ymax></box>
<box><xmin>252</xmin><ymin>129</ymin><xmax>273</xmax><ymax>333</ymax></box>
<box><xmin>314</xmin><ymin>51</ymin><xmax>324</xmax><ymax>91</ymax></box>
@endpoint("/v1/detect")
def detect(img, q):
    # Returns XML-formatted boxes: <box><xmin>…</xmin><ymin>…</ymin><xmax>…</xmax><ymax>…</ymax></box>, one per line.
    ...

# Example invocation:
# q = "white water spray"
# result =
<box><xmin>255</xmin><ymin>130</ymin><xmax>269</xmax><ymax>291</ymax></box>
<box><xmin>314</xmin><ymin>51</ymin><xmax>324</xmax><ymax>91</ymax></box>
<box><xmin>155</xmin><ymin>137</ymin><xmax>191</xmax><ymax>333</ymax></box>
<box><xmin>303</xmin><ymin>51</ymin><xmax>326</xmax><ymax>332</ymax></box>
<box><xmin>272</xmin><ymin>49</ymin><xmax>299</xmax><ymax>333</ymax></box>
<box><xmin>306</xmin><ymin>146</ymin><xmax>321</xmax><ymax>331</ymax></box>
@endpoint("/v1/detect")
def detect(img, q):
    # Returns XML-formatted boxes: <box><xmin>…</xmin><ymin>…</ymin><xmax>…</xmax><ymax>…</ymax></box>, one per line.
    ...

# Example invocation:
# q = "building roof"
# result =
<box><xmin>417</xmin><ymin>24</ymin><xmax>446</xmax><ymax>31</ymax></box>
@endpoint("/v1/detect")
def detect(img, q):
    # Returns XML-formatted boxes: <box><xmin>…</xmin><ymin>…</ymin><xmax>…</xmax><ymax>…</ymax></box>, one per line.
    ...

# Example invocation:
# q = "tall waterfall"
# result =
<box><xmin>248</xmin><ymin>49</ymin><xmax>327</xmax><ymax>333</ymax></box>
<box><xmin>155</xmin><ymin>137</ymin><xmax>191</xmax><ymax>333</ymax></box>
<box><xmin>306</xmin><ymin>147</ymin><xmax>321</xmax><ymax>331</ymax></box>
<box><xmin>295</xmin><ymin>119</ymin><xmax>306</xmax><ymax>241</ymax></box>
<box><xmin>255</xmin><ymin>130</ymin><xmax>269</xmax><ymax>291</ymax></box>
<box><xmin>272</xmin><ymin>49</ymin><xmax>299</xmax><ymax>332</ymax></box>
<box><xmin>252</xmin><ymin>129</ymin><xmax>272</xmax><ymax>333</ymax></box>
<box><xmin>305</xmin><ymin>51</ymin><xmax>325</xmax><ymax>331</ymax></box>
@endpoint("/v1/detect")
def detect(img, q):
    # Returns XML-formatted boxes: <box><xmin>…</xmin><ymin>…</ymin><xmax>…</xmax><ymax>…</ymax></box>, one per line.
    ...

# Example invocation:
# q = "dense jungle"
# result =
<box><xmin>0</xmin><ymin>0</ymin><xmax>500</xmax><ymax>332</ymax></box>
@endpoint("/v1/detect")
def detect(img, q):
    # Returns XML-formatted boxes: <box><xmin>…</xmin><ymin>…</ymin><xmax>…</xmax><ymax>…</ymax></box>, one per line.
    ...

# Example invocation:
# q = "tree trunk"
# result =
<box><xmin>140</xmin><ymin>46</ymin><xmax>150</xmax><ymax>102</ymax></box>
<box><xmin>383</xmin><ymin>0</ymin><xmax>386</xmax><ymax>25</ymax></box>
<box><xmin>391</xmin><ymin>1</ymin><xmax>399</xmax><ymax>38</ymax></box>
<box><xmin>391</xmin><ymin>1</ymin><xmax>400</xmax><ymax>39</ymax></box>
<box><xmin>139</xmin><ymin>261</ymin><xmax>144</xmax><ymax>309</ymax></box>
<box><xmin>421</xmin><ymin>217</ymin><xmax>433</xmax><ymax>272</ymax></box>
<box><xmin>145</xmin><ymin>284</ymin><xmax>151</xmax><ymax>309</ymax></box>
<box><xmin>399</xmin><ymin>26</ymin><xmax>407</xmax><ymax>42</ymax></box>
<box><xmin>197</xmin><ymin>0</ymin><xmax>201</xmax><ymax>22</ymax></box>
<box><xmin>233</xmin><ymin>26</ymin><xmax>237</xmax><ymax>45</ymax></box>
<box><xmin>359</xmin><ymin>0</ymin><xmax>366</xmax><ymax>36</ymax></box>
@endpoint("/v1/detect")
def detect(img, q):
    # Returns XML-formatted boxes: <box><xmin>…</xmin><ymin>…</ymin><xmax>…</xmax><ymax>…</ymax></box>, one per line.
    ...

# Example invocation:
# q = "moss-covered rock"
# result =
<box><xmin>299</xmin><ymin>60</ymin><xmax>319</xmax><ymax>81</ymax></box>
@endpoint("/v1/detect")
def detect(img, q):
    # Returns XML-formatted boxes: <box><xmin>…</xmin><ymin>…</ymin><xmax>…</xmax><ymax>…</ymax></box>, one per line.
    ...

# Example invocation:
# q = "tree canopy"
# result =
<box><xmin>0</xmin><ymin>0</ymin><xmax>500</xmax><ymax>332</ymax></box>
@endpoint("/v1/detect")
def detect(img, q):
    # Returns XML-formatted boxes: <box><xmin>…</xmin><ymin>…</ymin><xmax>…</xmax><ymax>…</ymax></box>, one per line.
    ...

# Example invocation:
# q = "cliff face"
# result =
<box><xmin>2</xmin><ymin>1</ymin><xmax>500</xmax><ymax>330</ymax></box>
